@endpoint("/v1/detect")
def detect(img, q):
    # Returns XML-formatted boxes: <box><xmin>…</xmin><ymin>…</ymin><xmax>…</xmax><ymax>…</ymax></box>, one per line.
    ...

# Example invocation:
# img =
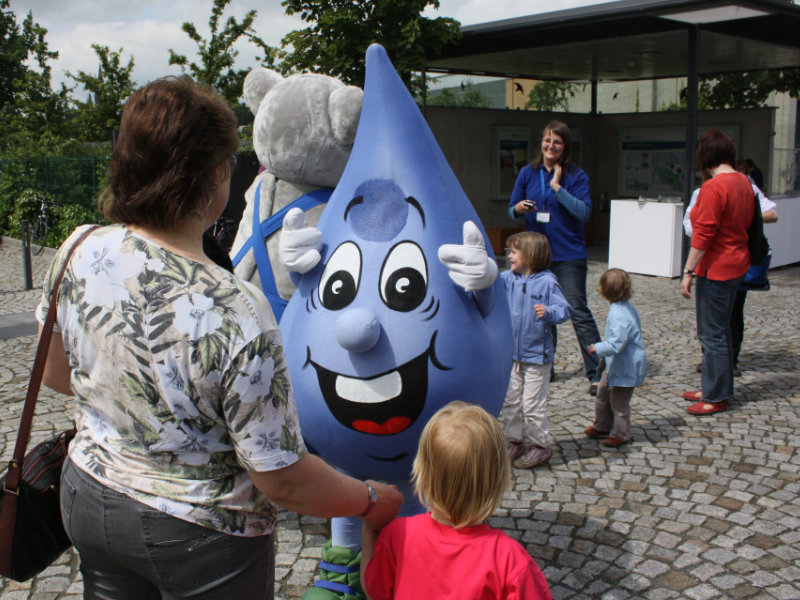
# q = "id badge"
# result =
<box><xmin>536</xmin><ymin>212</ymin><xmax>551</xmax><ymax>223</ymax></box>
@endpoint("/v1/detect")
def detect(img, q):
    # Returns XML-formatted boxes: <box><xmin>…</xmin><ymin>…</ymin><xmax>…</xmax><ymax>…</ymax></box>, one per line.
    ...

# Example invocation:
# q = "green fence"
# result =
<box><xmin>0</xmin><ymin>156</ymin><xmax>108</xmax><ymax>208</ymax></box>
<box><xmin>0</xmin><ymin>156</ymin><xmax>109</xmax><ymax>249</ymax></box>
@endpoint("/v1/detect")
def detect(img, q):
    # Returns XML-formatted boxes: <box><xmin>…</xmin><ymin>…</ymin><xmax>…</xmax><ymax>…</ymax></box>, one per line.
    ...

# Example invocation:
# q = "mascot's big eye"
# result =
<box><xmin>380</xmin><ymin>242</ymin><xmax>427</xmax><ymax>312</ymax></box>
<box><xmin>319</xmin><ymin>242</ymin><xmax>361</xmax><ymax>310</ymax></box>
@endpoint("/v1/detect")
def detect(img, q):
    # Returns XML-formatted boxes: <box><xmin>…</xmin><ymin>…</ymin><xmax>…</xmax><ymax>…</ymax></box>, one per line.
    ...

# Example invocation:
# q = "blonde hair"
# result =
<box><xmin>599</xmin><ymin>268</ymin><xmax>633</xmax><ymax>303</ymax></box>
<box><xmin>411</xmin><ymin>401</ymin><xmax>511</xmax><ymax>529</ymax></box>
<box><xmin>506</xmin><ymin>231</ymin><xmax>552</xmax><ymax>272</ymax></box>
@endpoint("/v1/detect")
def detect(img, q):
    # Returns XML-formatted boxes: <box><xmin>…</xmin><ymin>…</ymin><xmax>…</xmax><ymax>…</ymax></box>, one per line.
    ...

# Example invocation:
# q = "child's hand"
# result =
<box><xmin>533</xmin><ymin>304</ymin><xmax>546</xmax><ymax>318</ymax></box>
<box><xmin>587</xmin><ymin>344</ymin><xmax>596</xmax><ymax>354</ymax></box>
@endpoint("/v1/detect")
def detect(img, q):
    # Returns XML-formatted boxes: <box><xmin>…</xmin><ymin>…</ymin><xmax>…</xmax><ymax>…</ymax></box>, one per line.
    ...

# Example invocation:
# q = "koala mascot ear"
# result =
<box><xmin>329</xmin><ymin>85</ymin><xmax>363</xmax><ymax>148</ymax></box>
<box><xmin>243</xmin><ymin>68</ymin><xmax>283</xmax><ymax>116</ymax></box>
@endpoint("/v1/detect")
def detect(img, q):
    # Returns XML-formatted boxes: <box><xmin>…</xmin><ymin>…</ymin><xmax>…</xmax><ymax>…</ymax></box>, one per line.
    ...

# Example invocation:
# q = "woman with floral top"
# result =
<box><xmin>38</xmin><ymin>76</ymin><xmax>402</xmax><ymax>600</ymax></box>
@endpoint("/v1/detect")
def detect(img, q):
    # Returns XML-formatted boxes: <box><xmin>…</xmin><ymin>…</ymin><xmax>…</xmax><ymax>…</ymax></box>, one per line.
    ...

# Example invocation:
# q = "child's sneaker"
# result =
<box><xmin>513</xmin><ymin>445</ymin><xmax>552</xmax><ymax>469</ymax></box>
<box><xmin>507</xmin><ymin>441</ymin><xmax>524</xmax><ymax>462</ymax></box>
<box><xmin>584</xmin><ymin>426</ymin><xmax>610</xmax><ymax>438</ymax></box>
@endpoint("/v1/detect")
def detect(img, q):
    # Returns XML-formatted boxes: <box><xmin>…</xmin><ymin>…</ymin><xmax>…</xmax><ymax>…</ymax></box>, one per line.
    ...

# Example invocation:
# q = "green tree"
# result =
<box><xmin>0</xmin><ymin>2</ymin><xmax>107</xmax><ymax>246</ymax></box>
<box><xmin>168</xmin><ymin>0</ymin><xmax>276</xmax><ymax>105</ymax></box>
<box><xmin>427</xmin><ymin>82</ymin><xmax>491</xmax><ymax>108</ymax></box>
<box><xmin>0</xmin><ymin>0</ymin><xmax>28</xmax><ymax>113</ymax></box>
<box><xmin>68</xmin><ymin>44</ymin><xmax>136</xmax><ymax>143</ymax></box>
<box><xmin>280</xmin><ymin>0</ymin><xmax>461</xmax><ymax>96</ymax></box>
<box><xmin>0</xmin><ymin>2</ymin><xmax>69</xmax><ymax>148</ymax></box>
<box><xmin>698</xmin><ymin>70</ymin><xmax>800</xmax><ymax>109</ymax></box>
<box><xmin>524</xmin><ymin>81</ymin><xmax>579</xmax><ymax>112</ymax></box>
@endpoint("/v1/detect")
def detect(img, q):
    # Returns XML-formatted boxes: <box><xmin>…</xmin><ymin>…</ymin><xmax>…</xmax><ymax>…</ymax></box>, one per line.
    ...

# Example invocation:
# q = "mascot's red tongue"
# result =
<box><xmin>352</xmin><ymin>417</ymin><xmax>412</xmax><ymax>435</ymax></box>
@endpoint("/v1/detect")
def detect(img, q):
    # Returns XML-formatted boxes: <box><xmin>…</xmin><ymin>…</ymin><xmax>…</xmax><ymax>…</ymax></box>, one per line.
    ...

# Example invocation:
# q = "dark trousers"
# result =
<box><xmin>696</xmin><ymin>275</ymin><xmax>741</xmax><ymax>404</ymax></box>
<box><xmin>551</xmin><ymin>259</ymin><xmax>602</xmax><ymax>382</ymax></box>
<box><xmin>593</xmin><ymin>371</ymin><xmax>634</xmax><ymax>441</ymax></box>
<box><xmin>731</xmin><ymin>289</ymin><xmax>747</xmax><ymax>368</ymax></box>
<box><xmin>60</xmin><ymin>459</ymin><xmax>275</xmax><ymax>600</ymax></box>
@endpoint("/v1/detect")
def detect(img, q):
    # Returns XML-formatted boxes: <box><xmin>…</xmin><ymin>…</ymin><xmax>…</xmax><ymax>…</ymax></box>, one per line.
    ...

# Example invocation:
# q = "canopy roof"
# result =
<box><xmin>424</xmin><ymin>0</ymin><xmax>800</xmax><ymax>82</ymax></box>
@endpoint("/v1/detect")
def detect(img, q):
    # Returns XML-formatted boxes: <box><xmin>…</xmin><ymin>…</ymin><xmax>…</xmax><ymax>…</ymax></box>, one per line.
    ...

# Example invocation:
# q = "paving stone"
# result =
<box><xmin>1</xmin><ymin>246</ymin><xmax>798</xmax><ymax>599</ymax></box>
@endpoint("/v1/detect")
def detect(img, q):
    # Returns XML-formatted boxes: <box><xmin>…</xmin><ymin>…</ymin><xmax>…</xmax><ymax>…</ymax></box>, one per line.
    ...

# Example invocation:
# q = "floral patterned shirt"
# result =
<box><xmin>36</xmin><ymin>224</ymin><xmax>306</xmax><ymax>536</ymax></box>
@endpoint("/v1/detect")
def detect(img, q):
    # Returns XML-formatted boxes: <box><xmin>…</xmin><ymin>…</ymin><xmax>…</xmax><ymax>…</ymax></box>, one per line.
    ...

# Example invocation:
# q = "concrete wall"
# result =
<box><xmin>424</xmin><ymin>105</ymin><xmax>775</xmax><ymax>244</ymax></box>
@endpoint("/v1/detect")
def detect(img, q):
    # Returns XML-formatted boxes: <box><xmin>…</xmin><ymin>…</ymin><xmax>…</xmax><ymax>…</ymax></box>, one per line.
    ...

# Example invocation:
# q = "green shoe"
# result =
<box><xmin>302</xmin><ymin>540</ymin><xmax>365</xmax><ymax>600</ymax></box>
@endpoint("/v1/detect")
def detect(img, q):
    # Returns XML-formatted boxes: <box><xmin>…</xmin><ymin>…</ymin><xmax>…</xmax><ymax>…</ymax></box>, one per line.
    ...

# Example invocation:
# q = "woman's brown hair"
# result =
<box><xmin>696</xmin><ymin>129</ymin><xmax>737</xmax><ymax>174</ymax></box>
<box><xmin>599</xmin><ymin>268</ymin><xmax>633</xmax><ymax>303</ymax></box>
<box><xmin>506</xmin><ymin>231</ymin><xmax>552</xmax><ymax>272</ymax></box>
<box><xmin>99</xmin><ymin>76</ymin><xmax>239</xmax><ymax>229</ymax></box>
<box><xmin>533</xmin><ymin>120</ymin><xmax>573</xmax><ymax>170</ymax></box>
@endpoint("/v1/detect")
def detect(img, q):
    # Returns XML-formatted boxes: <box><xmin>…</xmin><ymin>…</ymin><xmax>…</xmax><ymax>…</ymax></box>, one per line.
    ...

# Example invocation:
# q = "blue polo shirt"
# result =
<box><xmin>508</xmin><ymin>163</ymin><xmax>591</xmax><ymax>262</ymax></box>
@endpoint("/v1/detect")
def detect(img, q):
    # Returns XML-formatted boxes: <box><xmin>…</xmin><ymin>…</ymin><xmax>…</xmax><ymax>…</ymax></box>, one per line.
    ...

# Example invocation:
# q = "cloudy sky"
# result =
<box><xmin>10</xmin><ymin>0</ymin><xmax>605</xmax><ymax>92</ymax></box>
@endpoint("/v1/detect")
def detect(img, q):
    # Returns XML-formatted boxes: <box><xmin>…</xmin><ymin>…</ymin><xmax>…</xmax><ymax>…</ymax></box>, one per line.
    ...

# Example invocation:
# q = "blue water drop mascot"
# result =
<box><xmin>279</xmin><ymin>44</ymin><xmax>513</xmax><ymax>599</ymax></box>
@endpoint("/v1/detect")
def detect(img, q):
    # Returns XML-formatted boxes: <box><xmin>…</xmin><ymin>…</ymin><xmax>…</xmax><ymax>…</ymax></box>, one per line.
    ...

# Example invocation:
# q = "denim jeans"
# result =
<box><xmin>696</xmin><ymin>275</ymin><xmax>742</xmax><ymax>403</ymax></box>
<box><xmin>550</xmin><ymin>259</ymin><xmax>602</xmax><ymax>382</ymax></box>
<box><xmin>731</xmin><ymin>289</ymin><xmax>747</xmax><ymax>368</ymax></box>
<box><xmin>60</xmin><ymin>458</ymin><xmax>275</xmax><ymax>600</ymax></box>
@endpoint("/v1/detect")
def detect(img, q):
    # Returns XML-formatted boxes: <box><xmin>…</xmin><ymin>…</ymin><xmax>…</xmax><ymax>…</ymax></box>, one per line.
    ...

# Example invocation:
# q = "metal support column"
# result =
<box><xmin>682</xmin><ymin>25</ymin><xmax>700</xmax><ymax>264</ymax></box>
<box><xmin>21</xmin><ymin>220</ymin><xmax>33</xmax><ymax>290</ymax></box>
<box><xmin>421</xmin><ymin>68</ymin><xmax>427</xmax><ymax>115</ymax></box>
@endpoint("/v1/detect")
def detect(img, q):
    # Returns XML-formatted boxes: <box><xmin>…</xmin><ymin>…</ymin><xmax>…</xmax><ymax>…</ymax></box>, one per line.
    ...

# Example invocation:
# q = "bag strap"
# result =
<box><xmin>2</xmin><ymin>225</ymin><xmax>99</xmax><ymax>495</ymax></box>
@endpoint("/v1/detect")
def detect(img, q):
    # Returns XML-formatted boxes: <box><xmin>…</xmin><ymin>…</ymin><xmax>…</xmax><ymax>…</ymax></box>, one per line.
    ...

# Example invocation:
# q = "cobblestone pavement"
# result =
<box><xmin>0</xmin><ymin>238</ymin><xmax>798</xmax><ymax>600</ymax></box>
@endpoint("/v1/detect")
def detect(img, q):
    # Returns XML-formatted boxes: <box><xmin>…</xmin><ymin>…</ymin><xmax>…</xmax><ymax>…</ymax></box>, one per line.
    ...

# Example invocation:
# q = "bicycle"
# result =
<box><xmin>31</xmin><ymin>194</ymin><xmax>55</xmax><ymax>255</ymax></box>
<box><xmin>210</xmin><ymin>214</ymin><xmax>239</xmax><ymax>252</ymax></box>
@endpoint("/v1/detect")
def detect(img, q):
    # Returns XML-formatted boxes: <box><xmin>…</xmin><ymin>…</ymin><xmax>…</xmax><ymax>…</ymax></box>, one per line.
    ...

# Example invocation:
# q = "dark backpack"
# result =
<box><xmin>746</xmin><ymin>192</ymin><xmax>769</xmax><ymax>266</ymax></box>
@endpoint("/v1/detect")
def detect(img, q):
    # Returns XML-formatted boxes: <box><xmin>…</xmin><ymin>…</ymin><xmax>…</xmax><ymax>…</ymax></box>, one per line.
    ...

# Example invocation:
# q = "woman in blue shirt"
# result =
<box><xmin>508</xmin><ymin>120</ymin><xmax>603</xmax><ymax>394</ymax></box>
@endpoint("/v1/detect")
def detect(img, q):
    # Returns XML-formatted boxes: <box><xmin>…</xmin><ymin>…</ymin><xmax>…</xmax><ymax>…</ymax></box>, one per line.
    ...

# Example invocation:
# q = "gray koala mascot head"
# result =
<box><xmin>230</xmin><ymin>68</ymin><xmax>362</xmax><ymax>320</ymax></box>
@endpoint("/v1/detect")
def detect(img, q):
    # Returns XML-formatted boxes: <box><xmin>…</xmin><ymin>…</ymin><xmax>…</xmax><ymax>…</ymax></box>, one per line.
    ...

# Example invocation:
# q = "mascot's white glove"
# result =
<box><xmin>438</xmin><ymin>221</ymin><xmax>498</xmax><ymax>292</ymax></box>
<box><xmin>280</xmin><ymin>207</ymin><xmax>323</xmax><ymax>273</ymax></box>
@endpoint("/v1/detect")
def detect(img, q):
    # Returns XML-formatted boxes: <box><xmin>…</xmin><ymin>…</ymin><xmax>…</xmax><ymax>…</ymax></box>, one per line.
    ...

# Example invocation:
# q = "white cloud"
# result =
<box><xmin>14</xmin><ymin>0</ymin><xmax>300</xmax><ymax>91</ymax></box>
<box><xmin>48</xmin><ymin>20</ymin><xmax>188</xmax><ymax>91</ymax></box>
<box><xmin>11</xmin><ymin>0</ymin><xmax>604</xmax><ymax>94</ymax></box>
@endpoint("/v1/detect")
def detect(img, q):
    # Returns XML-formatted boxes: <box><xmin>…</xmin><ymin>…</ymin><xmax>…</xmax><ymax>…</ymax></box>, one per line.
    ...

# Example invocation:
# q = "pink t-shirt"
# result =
<box><xmin>364</xmin><ymin>513</ymin><xmax>552</xmax><ymax>600</ymax></box>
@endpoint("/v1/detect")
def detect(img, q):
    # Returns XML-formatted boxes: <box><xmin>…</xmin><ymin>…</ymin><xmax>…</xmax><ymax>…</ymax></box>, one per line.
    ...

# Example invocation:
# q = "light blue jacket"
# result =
<box><xmin>501</xmin><ymin>269</ymin><xmax>572</xmax><ymax>365</ymax></box>
<box><xmin>594</xmin><ymin>300</ymin><xmax>647</xmax><ymax>387</ymax></box>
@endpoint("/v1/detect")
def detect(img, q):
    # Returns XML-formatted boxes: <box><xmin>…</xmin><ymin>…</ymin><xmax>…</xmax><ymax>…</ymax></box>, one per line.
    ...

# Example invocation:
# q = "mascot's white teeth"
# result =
<box><xmin>335</xmin><ymin>371</ymin><xmax>402</xmax><ymax>403</ymax></box>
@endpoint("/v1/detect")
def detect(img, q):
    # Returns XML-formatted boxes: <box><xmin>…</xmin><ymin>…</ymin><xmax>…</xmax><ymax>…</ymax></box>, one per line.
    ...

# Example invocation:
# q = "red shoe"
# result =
<box><xmin>602</xmin><ymin>436</ymin><xmax>627</xmax><ymax>447</ymax></box>
<box><xmin>683</xmin><ymin>390</ymin><xmax>702</xmax><ymax>401</ymax></box>
<box><xmin>687</xmin><ymin>401</ymin><xmax>728</xmax><ymax>415</ymax></box>
<box><xmin>584</xmin><ymin>426</ymin><xmax>610</xmax><ymax>438</ymax></box>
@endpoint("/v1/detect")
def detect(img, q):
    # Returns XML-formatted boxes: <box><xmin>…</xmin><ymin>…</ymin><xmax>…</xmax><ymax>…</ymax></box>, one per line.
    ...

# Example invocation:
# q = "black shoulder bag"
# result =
<box><xmin>0</xmin><ymin>225</ymin><xmax>98</xmax><ymax>581</ymax></box>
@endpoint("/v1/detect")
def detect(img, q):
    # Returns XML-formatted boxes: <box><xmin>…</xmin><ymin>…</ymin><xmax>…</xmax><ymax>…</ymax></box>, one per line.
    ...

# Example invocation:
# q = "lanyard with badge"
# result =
<box><xmin>537</xmin><ymin>169</ymin><xmax>552</xmax><ymax>224</ymax></box>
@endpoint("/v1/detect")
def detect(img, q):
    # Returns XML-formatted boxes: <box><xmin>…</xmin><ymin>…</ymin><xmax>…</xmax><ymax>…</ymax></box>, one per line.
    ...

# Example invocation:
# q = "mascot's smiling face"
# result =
<box><xmin>279</xmin><ymin>45</ymin><xmax>511</xmax><ymax>480</ymax></box>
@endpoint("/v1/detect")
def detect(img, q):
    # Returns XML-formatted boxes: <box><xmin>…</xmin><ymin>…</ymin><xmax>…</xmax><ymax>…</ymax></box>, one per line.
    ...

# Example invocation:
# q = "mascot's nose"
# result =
<box><xmin>335</xmin><ymin>308</ymin><xmax>381</xmax><ymax>352</ymax></box>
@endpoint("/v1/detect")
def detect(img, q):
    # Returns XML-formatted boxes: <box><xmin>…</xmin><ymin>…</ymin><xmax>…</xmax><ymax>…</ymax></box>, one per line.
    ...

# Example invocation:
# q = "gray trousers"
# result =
<box><xmin>60</xmin><ymin>458</ymin><xmax>275</xmax><ymax>600</ymax></box>
<box><xmin>593</xmin><ymin>370</ymin><xmax>634</xmax><ymax>441</ymax></box>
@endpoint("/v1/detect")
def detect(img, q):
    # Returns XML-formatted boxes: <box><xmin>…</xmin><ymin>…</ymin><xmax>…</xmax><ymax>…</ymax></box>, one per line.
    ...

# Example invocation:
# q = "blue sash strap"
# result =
<box><xmin>314</xmin><ymin>580</ymin><xmax>360</xmax><ymax>596</ymax></box>
<box><xmin>318</xmin><ymin>560</ymin><xmax>360</xmax><ymax>575</ymax></box>
<box><xmin>231</xmin><ymin>182</ymin><xmax>332</xmax><ymax>320</ymax></box>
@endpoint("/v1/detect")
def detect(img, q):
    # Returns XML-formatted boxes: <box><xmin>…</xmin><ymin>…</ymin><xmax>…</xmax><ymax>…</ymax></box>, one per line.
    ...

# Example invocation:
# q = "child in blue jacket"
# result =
<box><xmin>587</xmin><ymin>269</ymin><xmax>647</xmax><ymax>447</ymax></box>
<box><xmin>501</xmin><ymin>232</ymin><xmax>572</xmax><ymax>468</ymax></box>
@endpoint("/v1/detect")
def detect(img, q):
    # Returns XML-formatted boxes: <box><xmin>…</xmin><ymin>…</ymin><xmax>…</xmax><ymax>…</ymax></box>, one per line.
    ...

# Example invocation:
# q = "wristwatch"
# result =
<box><xmin>359</xmin><ymin>482</ymin><xmax>377</xmax><ymax>517</ymax></box>
<box><xmin>683</xmin><ymin>268</ymin><xmax>694</xmax><ymax>277</ymax></box>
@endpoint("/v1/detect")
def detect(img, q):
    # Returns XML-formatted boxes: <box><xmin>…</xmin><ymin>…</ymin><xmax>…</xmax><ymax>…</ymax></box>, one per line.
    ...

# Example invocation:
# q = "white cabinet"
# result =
<box><xmin>608</xmin><ymin>199</ymin><xmax>683</xmax><ymax>278</ymax></box>
<box><xmin>764</xmin><ymin>195</ymin><xmax>800</xmax><ymax>268</ymax></box>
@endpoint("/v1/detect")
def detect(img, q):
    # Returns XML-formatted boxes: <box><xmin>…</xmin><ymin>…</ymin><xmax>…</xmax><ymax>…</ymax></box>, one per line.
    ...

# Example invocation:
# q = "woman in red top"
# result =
<box><xmin>680</xmin><ymin>129</ymin><xmax>753</xmax><ymax>415</ymax></box>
